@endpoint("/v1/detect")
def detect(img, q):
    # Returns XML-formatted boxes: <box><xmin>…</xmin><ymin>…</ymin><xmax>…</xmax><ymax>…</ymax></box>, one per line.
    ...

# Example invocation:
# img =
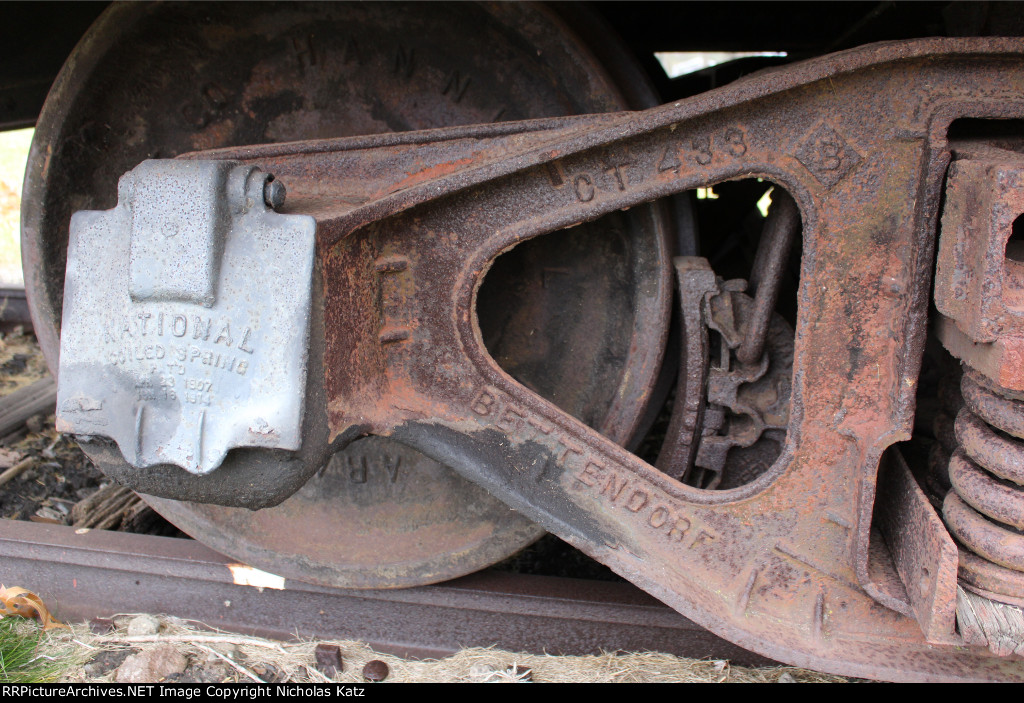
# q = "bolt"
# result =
<box><xmin>263</xmin><ymin>177</ymin><xmax>286</xmax><ymax>209</ymax></box>
<box><xmin>362</xmin><ymin>659</ymin><xmax>389</xmax><ymax>682</ymax></box>
<box><xmin>314</xmin><ymin>643</ymin><xmax>343</xmax><ymax>678</ymax></box>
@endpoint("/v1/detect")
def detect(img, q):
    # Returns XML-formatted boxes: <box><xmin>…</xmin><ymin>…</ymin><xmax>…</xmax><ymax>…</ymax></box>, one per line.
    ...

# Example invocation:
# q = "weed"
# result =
<box><xmin>0</xmin><ymin>618</ymin><xmax>67</xmax><ymax>683</ymax></box>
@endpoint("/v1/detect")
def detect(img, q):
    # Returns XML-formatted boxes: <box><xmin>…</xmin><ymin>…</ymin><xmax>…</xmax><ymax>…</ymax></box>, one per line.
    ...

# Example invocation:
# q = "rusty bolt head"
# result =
<box><xmin>264</xmin><ymin>177</ymin><xmax>286</xmax><ymax>209</ymax></box>
<box><xmin>314</xmin><ymin>643</ymin><xmax>343</xmax><ymax>678</ymax></box>
<box><xmin>362</xmin><ymin>659</ymin><xmax>389</xmax><ymax>682</ymax></box>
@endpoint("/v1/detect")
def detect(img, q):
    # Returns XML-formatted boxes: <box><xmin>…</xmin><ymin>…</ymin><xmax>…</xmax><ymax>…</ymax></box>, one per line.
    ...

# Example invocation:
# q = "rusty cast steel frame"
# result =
<box><xmin>128</xmin><ymin>40</ymin><xmax>1024</xmax><ymax>680</ymax></box>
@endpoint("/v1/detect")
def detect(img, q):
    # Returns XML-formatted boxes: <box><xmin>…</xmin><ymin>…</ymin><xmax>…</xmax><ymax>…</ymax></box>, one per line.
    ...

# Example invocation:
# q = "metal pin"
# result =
<box><xmin>264</xmin><ymin>177</ymin><xmax>286</xmax><ymax>209</ymax></box>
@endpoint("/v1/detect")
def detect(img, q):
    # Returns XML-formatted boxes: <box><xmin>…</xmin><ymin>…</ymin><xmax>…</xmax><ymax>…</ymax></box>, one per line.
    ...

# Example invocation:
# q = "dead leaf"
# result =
<box><xmin>0</xmin><ymin>584</ymin><xmax>68</xmax><ymax>630</ymax></box>
<box><xmin>0</xmin><ymin>446</ymin><xmax>24</xmax><ymax>469</ymax></box>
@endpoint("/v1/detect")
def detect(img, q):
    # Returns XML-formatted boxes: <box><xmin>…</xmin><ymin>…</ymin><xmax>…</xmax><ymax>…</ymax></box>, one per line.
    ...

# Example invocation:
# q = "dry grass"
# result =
<box><xmin>48</xmin><ymin>615</ymin><xmax>850</xmax><ymax>684</ymax></box>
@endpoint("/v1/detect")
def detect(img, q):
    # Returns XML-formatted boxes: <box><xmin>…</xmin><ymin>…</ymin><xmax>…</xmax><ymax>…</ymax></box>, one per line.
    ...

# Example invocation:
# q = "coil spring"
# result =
<box><xmin>943</xmin><ymin>368</ymin><xmax>1024</xmax><ymax>606</ymax></box>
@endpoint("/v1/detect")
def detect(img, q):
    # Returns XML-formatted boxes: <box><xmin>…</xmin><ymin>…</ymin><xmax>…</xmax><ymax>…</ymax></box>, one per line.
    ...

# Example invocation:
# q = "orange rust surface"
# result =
<box><xmin>382</xmin><ymin>157</ymin><xmax>476</xmax><ymax>197</ymax></box>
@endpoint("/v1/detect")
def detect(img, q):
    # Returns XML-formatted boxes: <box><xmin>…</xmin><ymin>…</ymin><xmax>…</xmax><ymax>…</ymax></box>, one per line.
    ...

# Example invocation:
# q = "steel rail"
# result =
<box><xmin>0</xmin><ymin>518</ymin><xmax>771</xmax><ymax>665</ymax></box>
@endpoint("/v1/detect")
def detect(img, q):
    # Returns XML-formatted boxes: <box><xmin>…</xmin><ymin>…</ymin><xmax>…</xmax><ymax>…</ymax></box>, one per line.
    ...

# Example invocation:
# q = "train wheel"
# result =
<box><xmin>23</xmin><ymin>3</ymin><xmax>678</xmax><ymax>586</ymax></box>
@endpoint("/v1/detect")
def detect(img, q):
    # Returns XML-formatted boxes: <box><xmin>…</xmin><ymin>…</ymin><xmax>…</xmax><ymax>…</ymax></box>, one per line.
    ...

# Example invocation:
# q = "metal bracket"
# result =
<box><xmin>57</xmin><ymin>160</ymin><xmax>316</xmax><ymax>474</ymax></box>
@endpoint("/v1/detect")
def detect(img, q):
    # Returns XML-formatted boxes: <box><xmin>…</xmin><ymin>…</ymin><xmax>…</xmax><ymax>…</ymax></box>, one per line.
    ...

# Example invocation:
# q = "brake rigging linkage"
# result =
<box><xmin>656</xmin><ymin>190</ymin><xmax>797</xmax><ymax>490</ymax></box>
<box><xmin>54</xmin><ymin>39</ymin><xmax>1024</xmax><ymax>680</ymax></box>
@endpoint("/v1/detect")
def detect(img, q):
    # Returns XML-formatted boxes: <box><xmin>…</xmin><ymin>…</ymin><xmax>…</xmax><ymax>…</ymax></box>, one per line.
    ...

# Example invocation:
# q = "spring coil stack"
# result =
<box><xmin>943</xmin><ymin>368</ymin><xmax>1024</xmax><ymax>607</ymax></box>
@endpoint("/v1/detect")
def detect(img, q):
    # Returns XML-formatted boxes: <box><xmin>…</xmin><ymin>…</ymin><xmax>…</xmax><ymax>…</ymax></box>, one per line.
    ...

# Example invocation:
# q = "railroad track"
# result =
<box><xmin>0</xmin><ymin>517</ymin><xmax>769</xmax><ymax>665</ymax></box>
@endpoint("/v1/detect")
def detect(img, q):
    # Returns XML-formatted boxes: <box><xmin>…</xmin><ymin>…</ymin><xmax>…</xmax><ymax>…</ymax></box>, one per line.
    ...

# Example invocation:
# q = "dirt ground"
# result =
<box><xmin>0</xmin><ymin>329</ymin><xmax>88</xmax><ymax>525</ymax></box>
